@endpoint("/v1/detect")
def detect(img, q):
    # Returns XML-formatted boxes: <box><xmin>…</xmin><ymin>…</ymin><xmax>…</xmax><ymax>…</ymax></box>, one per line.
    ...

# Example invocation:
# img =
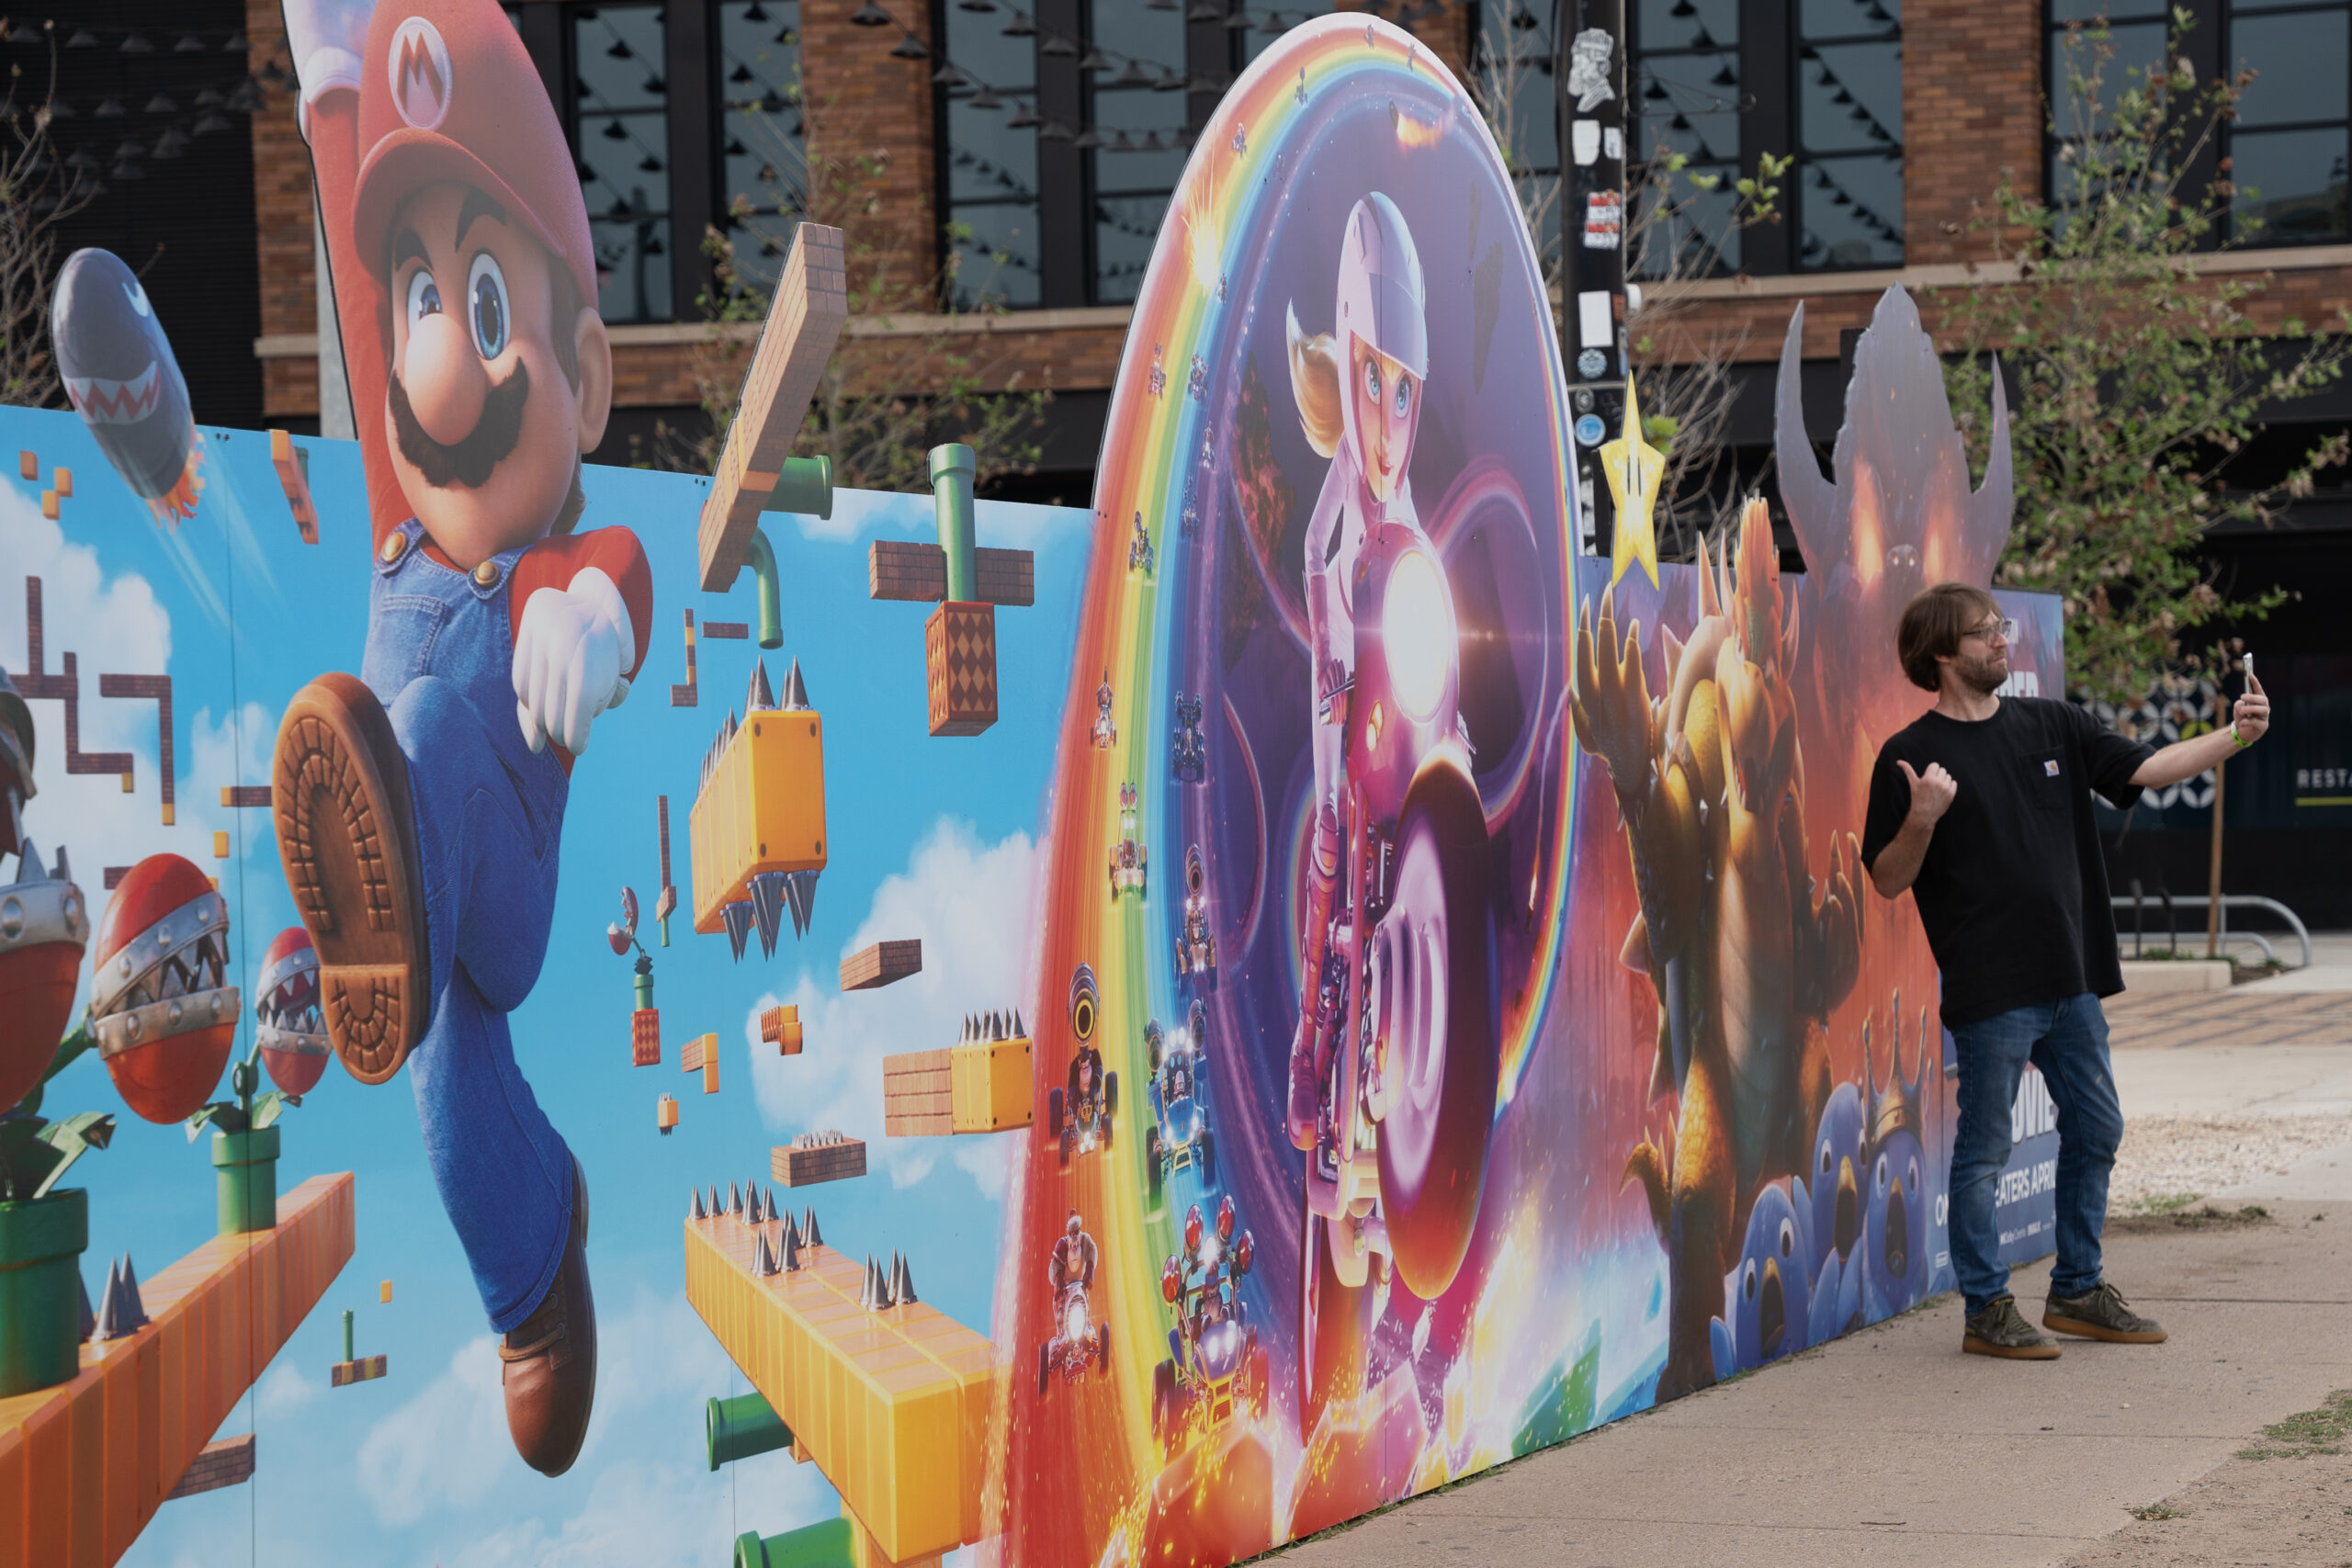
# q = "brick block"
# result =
<box><xmin>328</xmin><ymin>1355</ymin><xmax>386</xmax><ymax>1388</ymax></box>
<box><xmin>841</xmin><ymin>941</ymin><xmax>922</xmax><ymax>992</ymax></box>
<box><xmin>164</xmin><ymin>1433</ymin><xmax>255</xmax><ymax>1500</ymax></box>
<box><xmin>773</xmin><ymin>1136</ymin><xmax>869</xmax><ymax>1187</ymax></box>
<box><xmin>762</xmin><ymin>1003</ymin><xmax>804</xmax><ymax>1055</ymax></box>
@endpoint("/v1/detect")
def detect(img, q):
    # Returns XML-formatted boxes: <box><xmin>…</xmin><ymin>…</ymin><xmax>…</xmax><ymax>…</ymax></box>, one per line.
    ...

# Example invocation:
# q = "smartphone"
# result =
<box><xmin>2242</xmin><ymin>651</ymin><xmax>2255</xmax><ymax>683</ymax></box>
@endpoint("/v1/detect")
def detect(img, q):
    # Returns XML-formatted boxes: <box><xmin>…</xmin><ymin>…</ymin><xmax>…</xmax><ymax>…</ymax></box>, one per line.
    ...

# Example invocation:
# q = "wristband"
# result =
<box><xmin>2230</xmin><ymin>720</ymin><xmax>2253</xmax><ymax>749</ymax></box>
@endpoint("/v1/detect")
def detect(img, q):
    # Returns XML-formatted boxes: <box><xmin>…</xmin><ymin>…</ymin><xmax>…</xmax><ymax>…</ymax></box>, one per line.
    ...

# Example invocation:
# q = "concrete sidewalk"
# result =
<box><xmin>1268</xmin><ymin>942</ymin><xmax>2352</xmax><ymax>1567</ymax></box>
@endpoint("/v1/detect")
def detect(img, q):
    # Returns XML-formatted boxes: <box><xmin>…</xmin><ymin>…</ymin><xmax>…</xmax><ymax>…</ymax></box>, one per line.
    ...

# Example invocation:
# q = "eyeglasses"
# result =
<box><xmin>1965</xmin><ymin>616</ymin><xmax>2018</xmax><ymax>646</ymax></box>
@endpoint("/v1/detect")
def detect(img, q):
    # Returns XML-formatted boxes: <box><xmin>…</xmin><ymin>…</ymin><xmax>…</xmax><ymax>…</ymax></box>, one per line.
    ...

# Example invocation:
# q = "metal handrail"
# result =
<box><xmin>2110</xmin><ymin>892</ymin><xmax>2311</xmax><ymax>968</ymax></box>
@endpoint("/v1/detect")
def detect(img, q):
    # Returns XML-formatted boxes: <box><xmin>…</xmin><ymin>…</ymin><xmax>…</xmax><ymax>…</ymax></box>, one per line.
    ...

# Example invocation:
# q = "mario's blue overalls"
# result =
<box><xmin>363</xmin><ymin>518</ymin><xmax>576</xmax><ymax>1333</ymax></box>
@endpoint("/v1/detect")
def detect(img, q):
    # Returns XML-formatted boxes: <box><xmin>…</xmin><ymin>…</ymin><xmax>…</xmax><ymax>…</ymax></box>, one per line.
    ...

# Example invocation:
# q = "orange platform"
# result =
<box><xmin>684</xmin><ymin>1207</ymin><xmax>994</xmax><ymax>1566</ymax></box>
<box><xmin>0</xmin><ymin>1173</ymin><xmax>355</xmax><ymax>1567</ymax></box>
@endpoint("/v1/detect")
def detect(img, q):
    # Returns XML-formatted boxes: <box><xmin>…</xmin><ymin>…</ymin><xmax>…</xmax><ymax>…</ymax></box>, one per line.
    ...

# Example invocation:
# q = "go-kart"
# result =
<box><xmin>1046</xmin><ymin>964</ymin><xmax>1116</xmax><ymax>1168</ymax></box>
<box><xmin>1174</xmin><ymin>844</ymin><xmax>1215</xmax><ymax>979</ymax></box>
<box><xmin>1108</xmin><ymin>784</ymin><xmax>1148</xmax><ymax>898</ymax></box>
<box><xmin>1039</xmin><ymin>1216</ymin><xmax>1111</xmax><ymax>1396</ymax></box>
<box><xmin>1170</xmin><ymin>693</ymin><xmax>1206</xmax><ymax>784</ymax></box>
<box><xmin>1145</xmin><ymin>1017</ymin><xmax>1215</xmax><ymax>1194</ymax></box>
<box><xmin>1151</xmin><ymin>1196</ymin><xmax>1267</xmax><ymax>1457</ymax></box>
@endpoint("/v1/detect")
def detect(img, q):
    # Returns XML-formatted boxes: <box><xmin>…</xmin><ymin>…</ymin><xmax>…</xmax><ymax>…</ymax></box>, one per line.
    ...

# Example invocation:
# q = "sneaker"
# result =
<box><xmin>2044</xmin><ymin>1281</ymin><xmax>2167</xmax><ymax>1344</ymax></box>
<box><xmin>1962</xmin><ymin>1295</ymin><xmax>2063</xmax><ymax>1359</ymax></box>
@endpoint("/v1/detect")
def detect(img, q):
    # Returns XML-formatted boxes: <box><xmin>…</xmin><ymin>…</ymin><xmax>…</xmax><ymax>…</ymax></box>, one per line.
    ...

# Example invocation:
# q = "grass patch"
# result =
<box><xmin>2127</xmin><ymin>1502</ymin><xmax>2188</xmax><ymax>1520</ymax></box>
<box><xmin>2110</xmin><ymin>1203</ymin><xmax>2271</xmax><ymax>1234</ymax></box>
<box><xmin>2236</xmin><ymin>1389</ymin><xmax>2352</xmax><ymax>1461</ymax></box>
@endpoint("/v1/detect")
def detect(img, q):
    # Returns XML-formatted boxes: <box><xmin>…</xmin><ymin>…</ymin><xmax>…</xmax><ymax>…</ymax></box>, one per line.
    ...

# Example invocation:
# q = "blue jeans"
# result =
<box><xmin>1947</xmin><ymin>994</ymin><xmax>2124</xmax><ymax>1315</ymax></box>
<box><xmin>363</xmin><ymin>520</ymin><xmax>575</xmax><ymax>1334</ymax></box>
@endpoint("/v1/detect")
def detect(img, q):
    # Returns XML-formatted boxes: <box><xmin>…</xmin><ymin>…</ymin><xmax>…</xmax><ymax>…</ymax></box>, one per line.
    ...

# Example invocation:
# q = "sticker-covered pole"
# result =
<box><xmin>1556</xmin><ymin>0</ymin><xmax>1627</xmax><ymax>561</ymax></box>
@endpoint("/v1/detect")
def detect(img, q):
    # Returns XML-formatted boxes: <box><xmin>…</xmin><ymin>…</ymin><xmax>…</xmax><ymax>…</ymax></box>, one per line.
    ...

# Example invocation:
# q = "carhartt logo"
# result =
<box><xmin>2044</xmin><ymin>759</ymin><xmax>2061</xmax><ymax>777</ymax></box>
<box><xmin>388</xmin><ymin>17</ymin><xmax>452</xmax><ymax>131</ymax></box>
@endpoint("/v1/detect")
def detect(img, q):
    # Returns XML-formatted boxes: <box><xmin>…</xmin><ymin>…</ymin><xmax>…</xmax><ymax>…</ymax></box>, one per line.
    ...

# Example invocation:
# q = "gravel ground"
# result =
<box><xmin>2110</xmin><ymin>1114</ymin><xmax>2352</xmax><ymax>1209</ymax></box>
<box><xmin>2059</xmin><ymin>1391</ymin><xmax>2352</xmax><ymax>1568</ymax></box>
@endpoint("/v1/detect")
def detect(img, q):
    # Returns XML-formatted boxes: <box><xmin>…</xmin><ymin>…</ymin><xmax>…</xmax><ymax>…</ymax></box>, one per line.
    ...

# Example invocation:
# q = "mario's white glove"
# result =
<box><xmin>514</xmin><ymin>568</ymin><xmax>635</xmax><ymax>757</ymax></box>
<box><xmin>280</xmin><ymin>0</ymin><xmax>377</xmax><ymax>136</ymax></box>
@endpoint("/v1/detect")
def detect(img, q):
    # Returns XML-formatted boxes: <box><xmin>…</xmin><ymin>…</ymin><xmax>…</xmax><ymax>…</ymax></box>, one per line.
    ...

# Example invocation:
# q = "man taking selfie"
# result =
<box><xmin>1860</xmin><ymin>583</ymin><xmax>2268</xmax><ymax>1359</ymax></box>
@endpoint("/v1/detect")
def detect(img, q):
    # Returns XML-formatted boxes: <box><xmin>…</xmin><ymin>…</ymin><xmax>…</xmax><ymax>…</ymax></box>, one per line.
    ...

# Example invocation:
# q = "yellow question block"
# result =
<box><xmin>691</xmin><ymin>705</ymin><xmax>828</xmax><ymax>936</ymax></box>
<box><xmin>949</xmin><ymin>1036</ymin><xmax>1033</xmax><ymax>1133</ymax></box>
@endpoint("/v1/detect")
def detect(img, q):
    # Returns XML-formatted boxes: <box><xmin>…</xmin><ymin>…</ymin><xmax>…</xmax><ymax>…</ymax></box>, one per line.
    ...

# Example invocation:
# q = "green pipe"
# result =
<box><xmin>769</xmin><ymin>455</ymin><xmax>832</xmax><ymax>521</ymax></box>
<box><xmin>0</xmin><ymin>1188</ymin><xmax>88</xmax><ymax>1397</ymax></box>
<box><xmin>930</xmin><ymin>443</ymin><xmax>978</xmax><ymax>603</ymax></box>
<box><xmin>745</xmin><ymin>456</ymin><xmax>832</xmax><ymax>652</ymax></box>
<box><xmin>632</xmin><ymin>956</ymin><xmax>654</xmax><ymax>1011</ymax></box>
<box><xmin>743</xmin><ymin>529</ymin><xmax>785</xmax><ymax>652</ymax></box>
<box><xmin>707</xmin><ymin>1391</ymin><xmax>792</xmax><ymax>1471</ymax></box>
<box><xmin>731</xmin><ymin>1519</ymin><xmax>854</xmax><ymax>1568</ymax></box>
<box><xmin>342</xmin><ymin>1308</ymin><xmax>354</xmax><ymax>1363</ymax></box>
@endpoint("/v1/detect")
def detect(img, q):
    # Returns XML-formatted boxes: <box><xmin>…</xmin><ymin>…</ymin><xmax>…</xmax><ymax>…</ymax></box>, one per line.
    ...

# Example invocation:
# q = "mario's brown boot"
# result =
<box><xmin>501</xmin><ymin>1158</ymin><xmax>598</xmax><ymax>1476</ymax></box>
<box><xmin>271</xmin><ymin>673</ymin><xmax>428</xmax><ymax>1084</ymax></box>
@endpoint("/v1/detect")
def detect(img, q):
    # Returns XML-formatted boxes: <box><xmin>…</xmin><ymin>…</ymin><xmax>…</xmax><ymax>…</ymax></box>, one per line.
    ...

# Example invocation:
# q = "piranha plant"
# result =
<box><xmin>187</xmin><ymin>1035</ymin><xmax>301</xmax><ymax>1237</ymax></box>
<box><xmin>0</xmin><ymin>1023</ymin><xmax>118</xmax><ymax>1396</ymax></box>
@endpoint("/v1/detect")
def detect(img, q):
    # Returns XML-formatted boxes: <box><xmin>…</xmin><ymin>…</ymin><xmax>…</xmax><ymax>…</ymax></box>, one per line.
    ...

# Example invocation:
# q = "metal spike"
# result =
<box><xmin>758</xmin><ymin>1230</ymin><xmax>778</xmax><ymax>1276</ymax></box>
<box><xmin>722</xmin><ymin>900</ymin><xmax>754</xmax><ymax>962</ymax></box>
<box><xmin>747</xmin><ymin>658</ymin><xmax>775</xmax><ymax>714</ymax></box>
<box><xmin>765</xmin><ymin>1185</ymin><xmax>777</xmax><ymax>1219</ymax></box>
<box><xmin>95</xmin><ymin>1259</ymin><xmax>120</xmax><ymax>1340</ymax></box>
<box><xmin>693</xmin><ymin>1187</ymin><xmax>707</xmax><ymax>1221</ymax></box>
<box><xmin>748</xmin><ymin>1186</ymin><xmax>763</xmax><ymax>1224</ymax></box>
<box><xmin>888</xmin><ymin>1251</ymin><xmax>906</xmax><ymax>1305</ymax></box>
<box><xmin>779</xmin><ymin>1220</ymin><xmax>799</xmax><ymax>1271</ymax></box>
<box><xmin>780</xmin><ymin>658</ymin><xmax>809</xmax><ymax>712</ymax></box>
<box><xmin>748</xmin><ymin>871</ymin><xmax>786</xmax><ymax>959</ymax></box>
<box><xmin>729</xmin><ymin>1181</ymin><xmax>742</xmax><ymax>1215</ymax></box>
<box><xmin>857</xmin><ymin>1255</ymin><xmax>875</xmax><ymax>1309</ymax></box>
<box><xmin>897</xmin><ymin>1253</ymin><xmax>918</xmax><ymax>1304</ymax></box>
<box><xmin>783</xmin><ymin>870</ymin><xmax>818</xmax><ymax>940</ymax></box>
<box><xmin>120</xmin><ymin>1257</ymin><xmax>147</xmax><ymax>1330</ymax></box>
<box><xmin>804</xmin><ymin>1209</ymin><xmax>821</xmax><ymax>1247</ymax></box>
<box><xmin>1012</xmin><ymin>1009</ymin><xmax>1024</xmax><ymax>1038</ymax></box>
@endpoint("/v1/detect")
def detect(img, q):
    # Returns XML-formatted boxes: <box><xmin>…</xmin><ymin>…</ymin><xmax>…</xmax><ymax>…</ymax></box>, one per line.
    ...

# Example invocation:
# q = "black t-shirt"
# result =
<box><xmin>1860</xmin><ymin>697</ymin><xmax>2154</xmax><ymax>1026</ymax></box>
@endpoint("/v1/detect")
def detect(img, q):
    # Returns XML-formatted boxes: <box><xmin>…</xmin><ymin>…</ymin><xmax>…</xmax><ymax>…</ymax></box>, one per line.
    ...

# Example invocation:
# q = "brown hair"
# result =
<box><xmin>1896</xmin><ymin>581</ymin><xmax>2001</xmax><ymax>692</ymax></box>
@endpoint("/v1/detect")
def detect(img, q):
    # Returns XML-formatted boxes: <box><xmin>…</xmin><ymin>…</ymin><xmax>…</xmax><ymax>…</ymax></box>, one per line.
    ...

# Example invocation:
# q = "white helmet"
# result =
<box><xmin>1333</xmin><ymin>192</ymin><xmax>1428</xmax><ymax>466</ymax></box>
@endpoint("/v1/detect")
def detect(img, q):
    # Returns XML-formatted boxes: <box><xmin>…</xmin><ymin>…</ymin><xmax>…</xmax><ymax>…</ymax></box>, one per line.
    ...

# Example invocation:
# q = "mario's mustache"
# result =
<box><xmin>388</xmin><ymin>360</ymin><xmax>529</xmax><ymax>490</ymax></box>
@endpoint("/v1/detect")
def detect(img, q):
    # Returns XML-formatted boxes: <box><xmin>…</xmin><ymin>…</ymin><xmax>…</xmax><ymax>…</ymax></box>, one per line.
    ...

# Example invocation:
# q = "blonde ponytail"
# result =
<box><xmin>1286</xmin><ymin>301</ymin><xmax>1343</xmax><ymax>459</ymax></box>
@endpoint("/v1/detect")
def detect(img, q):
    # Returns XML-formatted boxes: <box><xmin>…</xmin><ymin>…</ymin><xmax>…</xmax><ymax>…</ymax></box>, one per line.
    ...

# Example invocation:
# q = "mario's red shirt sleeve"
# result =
<box><xmin>512</xmin><ymin>528</ymin><xmax>655</xmax><ymax>678</ymax></box>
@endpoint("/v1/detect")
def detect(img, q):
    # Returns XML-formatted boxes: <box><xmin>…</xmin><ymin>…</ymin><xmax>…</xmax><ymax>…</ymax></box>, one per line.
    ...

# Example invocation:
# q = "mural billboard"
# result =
<box><xmin>1</xmin><ymin>6</ymin><xmax>2062</xmax><ymax>1565</ymax></box>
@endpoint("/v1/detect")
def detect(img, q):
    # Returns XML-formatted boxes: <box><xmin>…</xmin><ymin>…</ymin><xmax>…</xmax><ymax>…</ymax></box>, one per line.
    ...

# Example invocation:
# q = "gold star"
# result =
<box><xmin>1599</xmin><ymin>375</ymin><xmax>1663</xmax><ymax>588</ymax></box>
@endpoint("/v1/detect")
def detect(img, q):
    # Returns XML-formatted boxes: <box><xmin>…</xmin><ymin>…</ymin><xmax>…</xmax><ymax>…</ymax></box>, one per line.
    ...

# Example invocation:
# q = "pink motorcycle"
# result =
<box><xmin>1295</xmin><ymin>516</ymin><xmax>1497</xmax><ymax>1437</ymax></box>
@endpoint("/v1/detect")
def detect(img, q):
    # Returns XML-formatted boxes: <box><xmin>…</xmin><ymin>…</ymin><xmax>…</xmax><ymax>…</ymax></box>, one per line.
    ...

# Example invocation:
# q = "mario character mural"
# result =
<box><xmin>272</xmin><ymin>0</ymin><xmax>650</xmax><ymax>1475</ymax></box>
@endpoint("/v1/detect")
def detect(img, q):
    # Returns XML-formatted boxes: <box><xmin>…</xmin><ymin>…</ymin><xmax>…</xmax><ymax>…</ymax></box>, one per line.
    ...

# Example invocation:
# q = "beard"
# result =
<box><xmin>1955</xmin><ymin>649</ymin><xmax>2008</xmax><ymax>695</ymax></box>
<box><xmin>388</xmin><ymin>359</ymin><xmax>529</xmax><ymax>490</ymax></box>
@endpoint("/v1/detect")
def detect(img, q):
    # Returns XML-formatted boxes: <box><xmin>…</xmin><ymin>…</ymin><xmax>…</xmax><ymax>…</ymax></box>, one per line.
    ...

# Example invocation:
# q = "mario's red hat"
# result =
<box><xmin>350</xmin><ymin>0</ymin><xmax>597</xmax><ymax>303</ymax></box>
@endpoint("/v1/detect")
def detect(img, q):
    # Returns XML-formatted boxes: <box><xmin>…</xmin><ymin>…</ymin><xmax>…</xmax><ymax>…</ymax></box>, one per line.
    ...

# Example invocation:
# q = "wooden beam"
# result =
<box><xmin>698</xmin><ymin>224</ymin><xmax>849</xmax><ymax>592</ymax></box>
<box><xmin>0</xmin><ymin>1174</ymin><xmax>355</xmax><ymax>1568</ymax></box>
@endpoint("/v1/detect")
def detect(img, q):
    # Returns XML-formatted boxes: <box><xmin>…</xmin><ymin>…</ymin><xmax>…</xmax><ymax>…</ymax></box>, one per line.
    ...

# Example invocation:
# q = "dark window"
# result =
<box><xmin>718</xmin><ymin>0</ymin><xmax>808</xmax><ymax>293</ymax></box>
<box><xmin>1475</xmin><ymin>0</ymin><xmax>1563</xmax><ymax>270</ymax></box>
<box><xmin>573</xmin><ymin>3</ymin><xmax>674</xmax><ymax>321</ymax></box>
<box><xmin>1630</xmin><ymin>0</ymin><xmax>1744</xmax><ymax>276</ymax></box>
<box><xmin>2225</xmin><ymin>0</ymin><xmax>2351</xmax><ymax>244</ymax></box>
<box><xmin>933</xmin><ymin>0</ymin><xmax>1333</xmax><ymax>309</ymax></box>
<box><xmin>938</xmin><ymin>0</ymin><xmax>1044</xmax><ymax>308</ymax></box>
<box><xmin>2045</xmin><ymin>2</ymin><xmax>2347</xmax><ymax>249</ymax></box>
<box><xmin>1795</xmin><ymin>0</ymin><xmax>1903</xmax><ymax>270</ymax></box>
<box><xmin>1083</xmin><ymin>0</ymin><xmax>1188</xmax><ymax>304</ymax></box>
